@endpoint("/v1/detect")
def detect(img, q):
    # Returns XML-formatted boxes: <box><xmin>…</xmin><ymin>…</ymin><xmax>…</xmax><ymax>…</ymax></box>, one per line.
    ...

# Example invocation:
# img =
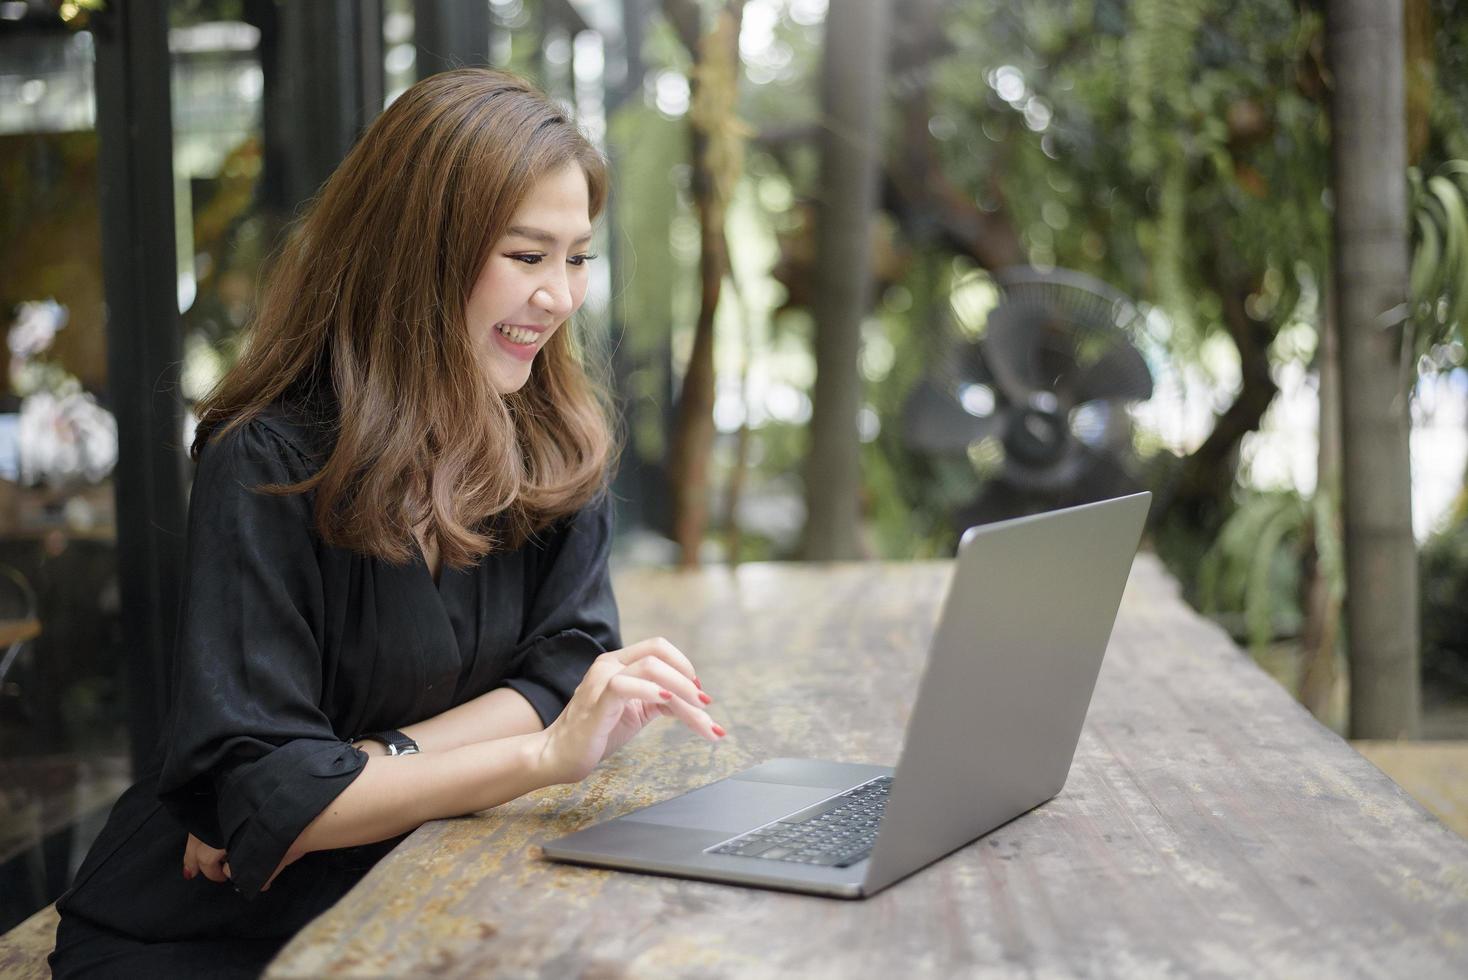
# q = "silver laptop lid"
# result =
<box><xmin>862</xmin><ymin>492</ymin><xmax>1150</xmax><ymax>894</ymax></box>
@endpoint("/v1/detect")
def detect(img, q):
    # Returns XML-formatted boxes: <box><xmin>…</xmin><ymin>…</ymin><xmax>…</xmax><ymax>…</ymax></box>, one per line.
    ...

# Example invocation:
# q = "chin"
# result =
<box><xmin>492</xmin><ymin>370</ymin><xmax>532</xmax><ymax>395</ymax></box>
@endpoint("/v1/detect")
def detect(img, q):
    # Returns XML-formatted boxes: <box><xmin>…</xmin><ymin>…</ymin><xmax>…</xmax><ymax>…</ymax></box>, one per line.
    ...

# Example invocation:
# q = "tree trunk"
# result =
<box><xmin>1327</xmin><ymin>0</ymin><xmax>1420</xmax><ymax>739</ymax></box>
<box><xmin>800</xmin><ymin>0</ymin><xmax>890</xmax><ymax>560</ymax></box>
<box><xmin>662</xmin><ymin>0</ymin><xmax>744</xmax><ymax>567</ymax></box>
<box><xmin>1299</xmin><ymin>274</ymin><xmax>1343</xmax><ymax>720</ymax></box>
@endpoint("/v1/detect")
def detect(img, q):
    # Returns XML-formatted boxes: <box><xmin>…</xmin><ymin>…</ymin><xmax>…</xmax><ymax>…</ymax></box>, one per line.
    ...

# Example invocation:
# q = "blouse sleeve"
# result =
<box><xmin>502</xmin><ymin>490</ymin><xmax>623</xmax><ymax>728</ymax></box>
<box><xmin>156</xmin><ymin>419</ymin><xmax>367</xmax><ymax>900</ymax></box>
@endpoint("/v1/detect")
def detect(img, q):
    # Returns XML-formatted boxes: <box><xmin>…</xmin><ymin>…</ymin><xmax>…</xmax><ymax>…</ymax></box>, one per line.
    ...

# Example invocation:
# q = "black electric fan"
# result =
<box><xmin>902</xmin><ymin>266</ymin><xmax>1155</xmax><ymax>531</ymax></box>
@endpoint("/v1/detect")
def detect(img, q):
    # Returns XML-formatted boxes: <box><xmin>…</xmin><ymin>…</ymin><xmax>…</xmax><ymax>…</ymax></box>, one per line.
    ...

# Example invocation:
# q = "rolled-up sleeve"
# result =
<box><xmin>157</xmin><ymin>420</ymin><xmax>367</xmax><ymax>900</ymax></box>
<box><xmin>503</xmin><ymin>490</ymin><xmax>622</xmax><ymax>727</ymax></box>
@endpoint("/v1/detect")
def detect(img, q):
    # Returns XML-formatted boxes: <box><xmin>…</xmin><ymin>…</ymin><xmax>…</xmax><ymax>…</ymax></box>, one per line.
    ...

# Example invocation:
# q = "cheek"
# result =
<box><xmin>571</xmin><ymin>276</ymin><xmax>591</xmax><ymax>312</ymax></box>
<box><xmin>468</xmin><ymin>263</ymin><xmax>514</xmax><ymax>317</ymax></box>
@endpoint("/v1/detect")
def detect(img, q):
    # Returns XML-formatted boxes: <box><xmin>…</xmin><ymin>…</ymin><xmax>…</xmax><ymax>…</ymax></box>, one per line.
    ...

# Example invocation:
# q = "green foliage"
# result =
<box><xmin>627</xmin><ymin>0</ymin><xmax>1468</xmax><ymax>579</ymax></box>
<box><xmin>1408</xmin><ymin>161</ymin><xmax>1468</xmax><ymax>359</ymax></box>
<box><xmin>1430</xmin><ymin>0</ymin><xmax>1468</xmax><ymax>162</ymax></box>
<box><xmin>608</xmin><ymin>103</ymin><xmax>687</xmax><ymax>461</ymax></box>
<box><xmin>930</xmin><ymin>0</ymin><xmax>1327</xmax><ymax>352</ymax></box>
<box><xmin>1422</xmin><ymin>509</ymin><xmax>1468</xmax><ymax>693</ymax></box>
<box><xmin>1123</xmin><ymin>0</ymin><xmax>1203</xmax><ymax>343</ymax></box>
<box><xmin>1197</xmin><ymin>491</ymin><xmax>1307</xmax><ymax>650</ymax></box>
<box><xmin>1195</xmin><ymin>488</ymin><xmax>1343</xmax><ymax>655</ymax></box>
<box><xmin>861</xmin><ymin>255</ymin><xmax>969</xmax><ymax>558</ymax></box>
<box><xmin>167</xmin><ymin>0</ymin><xmax>245</xmax><ymax>28</ymax></box>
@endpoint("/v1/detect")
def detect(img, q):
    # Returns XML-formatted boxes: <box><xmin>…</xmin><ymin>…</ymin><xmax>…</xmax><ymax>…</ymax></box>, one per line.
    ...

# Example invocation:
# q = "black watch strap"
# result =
<box><xmin>354</xmin><ymin>730</ymin><xmax>420</xmax><ymax>756</ymax></box>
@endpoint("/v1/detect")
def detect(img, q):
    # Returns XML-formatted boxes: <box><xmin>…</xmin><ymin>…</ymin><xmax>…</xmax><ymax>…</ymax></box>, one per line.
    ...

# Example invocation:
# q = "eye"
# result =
<box><xmin>569</xmin><ymin>253</ymin><xmax>599</xmax><ymax>267</ymax></box>
<box><xmin>509</xmin><ymin>253</ymin><xmax>544</xmax><ymax>265</ymax></box>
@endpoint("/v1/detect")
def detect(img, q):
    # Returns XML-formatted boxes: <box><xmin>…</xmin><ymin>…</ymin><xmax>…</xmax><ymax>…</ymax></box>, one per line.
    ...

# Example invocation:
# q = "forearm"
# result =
<box><xmin>399</xmin><ymin>686</ymin><xmax>546</xmax><ymax>753</ymax></box>
<box><xmin>289</xmin><ymin>731</ymin><xmax>554</xmax><ymax>861</ymax></box>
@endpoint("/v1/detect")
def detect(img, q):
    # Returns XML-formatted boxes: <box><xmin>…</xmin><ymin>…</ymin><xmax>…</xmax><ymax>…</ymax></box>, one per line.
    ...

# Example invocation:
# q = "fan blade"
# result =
<box><xmin>901</xmin><ymin>378</ymin><xmax>1004</xmax><ymax>454</ymax></box>
<box><xmin>980</xmin><ymin>301</ymin><xmax>1050</xmax><ymax>402</ymax></box>
<box><xmin>956</xmin><ymin>340</ymin><xmax>997</xmax><ymax>387</ymax></box>
<box><xmin>1070</xmin><ymin>336</ymin><xmax>1154</xmax><ymax>404</ymax></box>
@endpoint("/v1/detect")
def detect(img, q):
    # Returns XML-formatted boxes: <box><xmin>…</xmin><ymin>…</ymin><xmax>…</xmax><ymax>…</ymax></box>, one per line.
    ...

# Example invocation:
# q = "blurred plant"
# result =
<box><xmin>18</xmin><ymin>388</ymin><xmax>118</xmax><ymax>488</ymax></box>
<box><xmin>1421</xmin><ymin>500</ymin><xmax>1468</xmax><ymax>695</ymax></box>
<box><xmin>8</xmin><ymin>299</ymin><xmax>67</xmax><ymax>360</ymax></box>
<box><xmin>8</xmin><ymin>299</ymin><xmax>74</xmax><ymax>396</ymax></box>
<box><xmin>5</xmin><ymin>300</ymin><xmax>118</xmax><ymax>489</ymax></box>
<box><xmin>1407</xmin><ymin>160</ymin><xmax>1468</xmax><ymax>363</ymax></box>
<box><xmin>1196</xmin><ymin>488</ymin><xmax>1343</xmax><ymax>656</ymax></box>
<box><xmin>1124</xmin><ymin>0</ymin><xmax>1206</xmax><ymax>344</ymax></box>
<box><xmin>58</xmin><ymin>0</ymin><xmax>106</xmax><ymax>30</ymax></box>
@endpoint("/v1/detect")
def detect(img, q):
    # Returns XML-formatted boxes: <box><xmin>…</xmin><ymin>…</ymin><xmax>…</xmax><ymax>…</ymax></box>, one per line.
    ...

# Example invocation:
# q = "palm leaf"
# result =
<box><xmin>1437</xmin><ymin>160</ymin><xmax>1468</xmax><ymax>182</ymax></box>
<box><xmin>1245</xmin><ymin>497</ymin><xmax>1306</xmax><ymax>652</ymax></box>
<box><xmin>1410</xmin><ymin>211</ymin><xmax>1441</xmax><ymax>303</ymax></box>
<box><xmin>1427</xmin><ymin>175</ymin><xmax>1468</xmax><ymax>334</ymax></box>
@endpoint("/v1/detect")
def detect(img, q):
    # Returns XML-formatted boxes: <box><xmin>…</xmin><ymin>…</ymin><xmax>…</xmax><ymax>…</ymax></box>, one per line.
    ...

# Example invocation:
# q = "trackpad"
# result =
<box><xmin>623</xmin><ymin>779</ymin><xmax>834</xmax><ymax>833</ymax></box>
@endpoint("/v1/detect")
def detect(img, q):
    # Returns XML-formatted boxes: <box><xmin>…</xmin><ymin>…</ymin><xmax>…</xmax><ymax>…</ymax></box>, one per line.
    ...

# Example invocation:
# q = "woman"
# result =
<box><xmin>50</xmin><ymin>68</ymin><xmax>723</xmax><ymax>978</ymax></box>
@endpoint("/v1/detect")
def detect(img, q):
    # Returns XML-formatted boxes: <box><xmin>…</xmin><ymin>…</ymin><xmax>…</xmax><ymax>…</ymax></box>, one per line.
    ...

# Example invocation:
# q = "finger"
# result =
<box><xmin>603</xmin><ymin>673</ymin><xmax>673</xmax><ymax>707</ymax></box>
<box><xmin>611</xmin><ymin>672</ymin><xmax>722</xmax><ymax>741</ymax></box>
<box><xmin>199</xmin><ymin>851</ymin><xmax>230</xmax><ymax>884</ymax></box>
<box><xmin>616</xmin><ymin>637</ymin><xmax>698</xmax><ymax>685</ymax></box>
<box><xmin>623</xmin><ymin>656</ymin><xmax>709</xmax><ymax>710</ymax></box>
<box><xmin>577</xmin><ymin>651</ymin><xmax>634</xmax><ymax>703</ymax></box>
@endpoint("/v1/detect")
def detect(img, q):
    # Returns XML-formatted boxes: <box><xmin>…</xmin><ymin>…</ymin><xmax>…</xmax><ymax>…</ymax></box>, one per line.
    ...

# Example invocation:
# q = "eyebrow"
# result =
<box><xmin>506</xmin><ymin>225</ymin><xmax>594</xmax><ymax>246</ymax></box>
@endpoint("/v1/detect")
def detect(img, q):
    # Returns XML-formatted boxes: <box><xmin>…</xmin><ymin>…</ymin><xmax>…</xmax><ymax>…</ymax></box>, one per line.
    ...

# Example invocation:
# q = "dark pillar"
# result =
<box><xmin>607</xmin><ymin>0</ymin><xmax>666</xmax><ymax>532</ymax></box>
<box><xmin>92</xmin><ymin>0</ymin><xmax>187</xmax><ymax>773</ymax></box>
<box><xmin>414</xmin><ymin>0</ymin><xmax>494</xmax><ymax>78</ymax></box>
<box><xmin>277</xmin><ymin>0</ymin><xmax>386</xmax><ymax>205</ymax></box>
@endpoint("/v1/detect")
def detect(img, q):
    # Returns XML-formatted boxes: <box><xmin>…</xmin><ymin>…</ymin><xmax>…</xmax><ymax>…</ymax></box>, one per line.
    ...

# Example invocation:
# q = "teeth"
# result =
<box><xmin>496</xmin><ymin>323</ymin><xmax>539</xmax><ymax>345</ymax></box>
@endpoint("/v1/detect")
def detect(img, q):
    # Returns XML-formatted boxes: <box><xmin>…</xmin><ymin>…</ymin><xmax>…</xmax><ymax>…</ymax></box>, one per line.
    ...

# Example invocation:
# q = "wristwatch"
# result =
<box><xmin>353</xmin><ymin>730</ymin><xmax>421</xmax><ymax>756</ymax></box>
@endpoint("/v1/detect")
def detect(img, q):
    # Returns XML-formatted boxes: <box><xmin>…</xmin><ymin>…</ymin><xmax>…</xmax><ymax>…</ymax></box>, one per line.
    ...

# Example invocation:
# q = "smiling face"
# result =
<box><xmin>466</xmin><ymin>161</ymin><xmax>596</xmax><ymax>394</ymax></box>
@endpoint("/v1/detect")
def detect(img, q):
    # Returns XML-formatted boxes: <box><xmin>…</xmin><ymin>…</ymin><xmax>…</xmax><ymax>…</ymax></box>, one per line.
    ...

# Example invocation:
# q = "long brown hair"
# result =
<box><xmin>193</xmin><ymin>68</ymin><xmax>616</xmax><ymax>569</ymax></box>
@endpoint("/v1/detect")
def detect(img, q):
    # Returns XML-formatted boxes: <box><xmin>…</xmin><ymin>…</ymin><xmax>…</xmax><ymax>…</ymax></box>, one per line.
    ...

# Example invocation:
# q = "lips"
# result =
<box><xmin>496</xmin><ymin>323</ymin><xmax>546</xmax><ymax>345</ymax></box>
<box><xmin>491</xmin><ymin>322</ymin><xmax>550</xmax><ymax>362</ymax></box>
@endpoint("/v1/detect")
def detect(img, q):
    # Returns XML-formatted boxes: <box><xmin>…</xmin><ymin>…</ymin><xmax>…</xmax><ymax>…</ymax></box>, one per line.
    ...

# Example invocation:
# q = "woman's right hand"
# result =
<box><xmin>182</xmin><ymin>833</ymin><xmax>230</xmax><ymax>883</ymax></box>
<box><xmin>536</xmin><ymin>637</ymin><xmax>726</xmax><ymax>785</ymax></box>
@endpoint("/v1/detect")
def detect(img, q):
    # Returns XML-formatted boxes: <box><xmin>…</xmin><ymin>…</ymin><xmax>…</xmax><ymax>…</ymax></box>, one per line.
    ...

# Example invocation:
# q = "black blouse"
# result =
<box><xmin>52</xmin><ymin>406</ymin><xmax>619</xmax><ymax>961</ymax></box>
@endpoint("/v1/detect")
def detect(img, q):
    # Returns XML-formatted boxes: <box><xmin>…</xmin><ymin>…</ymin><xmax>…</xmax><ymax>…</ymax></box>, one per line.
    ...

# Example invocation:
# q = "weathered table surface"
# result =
<box><xmin>267</xmin><ymin>555</ymin><xmax>1468</xmax><ymax>979</ymax></box>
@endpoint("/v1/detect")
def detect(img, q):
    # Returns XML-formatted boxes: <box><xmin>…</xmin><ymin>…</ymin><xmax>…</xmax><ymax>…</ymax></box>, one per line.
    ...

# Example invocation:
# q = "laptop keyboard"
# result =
<box><xmin>706</xmin><ymin>776</ymin><xmax>892</xmax><ymax>868</ymax></box>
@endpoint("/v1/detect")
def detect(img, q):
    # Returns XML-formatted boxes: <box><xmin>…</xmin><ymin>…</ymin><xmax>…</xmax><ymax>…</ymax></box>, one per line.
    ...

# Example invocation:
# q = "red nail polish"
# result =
<box><xmin>712</xmin><ymin>724</ymin><xmax>726</xmax><ymax>738</ymax></box>
<box><xmin>698</xmin><ymin>692</ymin><xmax>712</xmax><ymax>705</ymax></box>
<box><xmin>659</xmin><ymin>690</ymin><xmax>673</xmax><ymax>699</ymax></box>
<box><xmin>183</xmin><ymin>867</ymin><xmax>194</xmax><ymax>880</ymax></box>
<box><xmin>694</xmin><ymin>677</ymin><xmax>702</xmax><ymax>690</ymax></box>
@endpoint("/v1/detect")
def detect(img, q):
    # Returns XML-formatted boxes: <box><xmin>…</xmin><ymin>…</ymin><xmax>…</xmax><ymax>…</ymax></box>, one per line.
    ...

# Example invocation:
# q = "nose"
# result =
<box><xmin>531</xmin><ymin>268</ymin><xmax>574</xmax><ymax>320</ymax></box>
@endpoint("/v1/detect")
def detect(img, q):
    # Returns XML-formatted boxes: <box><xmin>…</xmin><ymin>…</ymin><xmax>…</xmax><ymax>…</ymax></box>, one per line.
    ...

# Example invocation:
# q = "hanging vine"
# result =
<box><xmin>1125</xmin><ymin>0</ymin><xmax>1204</xmax><ymax>344</ymax></box>
<box><xmin>662</xmin><ymin>0</ymin><xmax>747</xmax><ymax>567</ymax></box>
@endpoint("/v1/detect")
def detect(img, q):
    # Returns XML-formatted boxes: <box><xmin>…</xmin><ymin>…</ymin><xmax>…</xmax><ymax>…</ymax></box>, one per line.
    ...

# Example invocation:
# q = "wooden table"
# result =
<box><xmin>267</xmin><ymin>555</ymin><xmax>1468</xmax><ymax>978</ymax></box>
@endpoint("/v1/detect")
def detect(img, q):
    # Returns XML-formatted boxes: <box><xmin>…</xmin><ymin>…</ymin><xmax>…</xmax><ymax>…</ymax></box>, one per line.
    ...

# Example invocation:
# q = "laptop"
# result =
<box><xmin>541</xmin><ymin>492</ymin><xmax>1151</xmax><ymax>899</ymax></box>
